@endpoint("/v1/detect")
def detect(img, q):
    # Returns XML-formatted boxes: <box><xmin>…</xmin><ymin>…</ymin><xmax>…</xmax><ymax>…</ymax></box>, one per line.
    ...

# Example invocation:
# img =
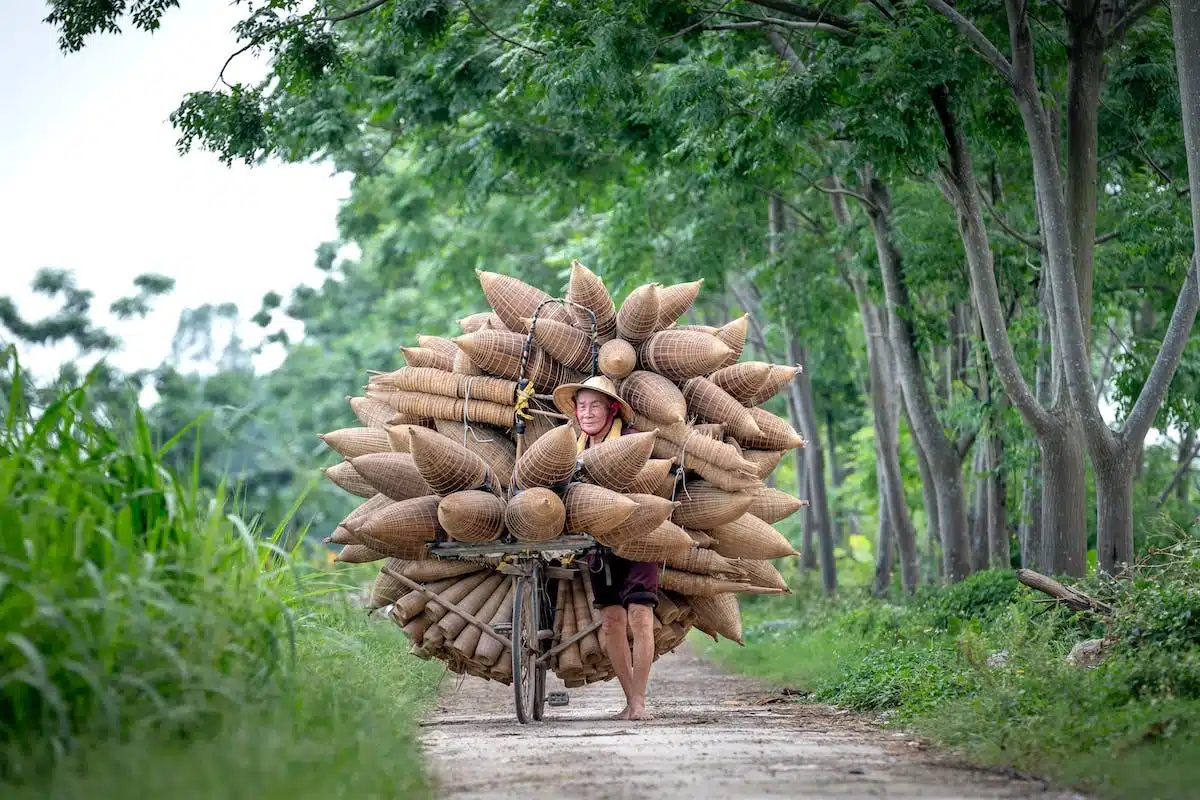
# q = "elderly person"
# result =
<box><xmin>554</xmin><ymin>375</ymin><xmax>659</xmax><ymax>720</ymax></box>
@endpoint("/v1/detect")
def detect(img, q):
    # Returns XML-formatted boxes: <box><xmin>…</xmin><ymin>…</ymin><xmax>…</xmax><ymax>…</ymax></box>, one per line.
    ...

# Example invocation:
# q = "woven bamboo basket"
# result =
<box><xmin>326</xmin><ymin>525</ymin><xmax>359</xmax><ymax>545</ymax></box>
<box><xmin>437</xmin><ymin>490</ymin><xmax>507</xmax><ymax>542</ymax></box>
<box><xmin>518</xmin><ymin>414</ymin><xmax>560</xmax><ymax>448</ymax></box>
<box><xmin>708</xmin><ymin>361</ymin><xmax>772</xmax><ymax>405</ymax></box>
<box><xmin>598</xmin><ymin>338</ymin><xmax>636</xmax><ymax>379</ymax></box>
<box><xmin>435</xmin><ymin>573</ymin><xmax>507</xmax><ymax>641</ymax></box>
<box><xmin>524</xmin><ymin>317</ymin><xmax>595</xmax><ymax>373</ymax></box>
<box><xmin>639</xmin><ymin>330</ymin><xmax>733</xmax><ymax>381</ymax></box>
<box><xmin>474</xmin><ymin>584</ymin><xmax>517</xmax><ymax>666</ymax></box>
<box><xmin>407</xmin><ymin>427</ymin><xmax>494</xmax><ymax>496</ymax></box>
<box><xmin>348</xmin><ymin>452</ymin><xmax>434</xmax><ymax>501</ymax></box>
<box><xmin>566</xmin><ymin>260</ymin><xmax>618</xmax><ymax>341</ymax></box>
<box><xmin>563</xmin><ymin>483</ymin><xmax>638</xmax><ymax>535</ymax></box>
<box><xmin>397</xmin><ymin>558</ymin><xmax>491</xmax><ymax>583</ymax></box>
<box><xmin>663</xmin><ymin>547</ymin><xmax>749</xmax><ymax>580</ymax></box>
<box><xmin>333</xmin><ymin>491</ymin><xmax>394</xmax><ymax>533</ymax></box>
<box><xmin>453</xmin><ymin>330</ymin><xmax>527</xmax><ymax>377</ymax></box>
<box><xmin>590</xmin><ymin>493</ymin><xmax>678</xmax><ymax>548</ymax></box>
<box><xmin>505</xmin><ymin>487</ymin><xmax>566</xmax><ymax>542</ymax></box>
<box><xmin>476</xmin><ymin>269</ymin><xmax>573</xmax><ymax>331</ymax></box>
<box><xmin>660</xmin><ymin>570</ymin><xmax>752</xmax><ymax>596</ymax></box>
<box><xmin>737</xmin><ymin>559</ymin><xmax>790</xmax><ymax>591</ymax></box>
<box><xmin>619</xmin><ymin>371</ymin><xmax>687</xmax><ymax>425</ymax></box>
<box><xmin>577</xmin><ymin>430</ymin><xmax>656</xmax><ymax>491</ymax></box>
<box><xmin>369</xmin><ymin>388</ymin><xmax>516</xmax><ymax>429</ymax></box>
<box><xmin>672</xmin><ymin>483</ymin><xmax>756</xmax><ymax>530</ymax></box>
<box><xmin>514</xmin><ymin>423</ymin><xmax>579</xmax><ymax>489</ymax></box>
<box><xmin>400</xmin><ymin>346</ymin><xmax>454</xmax><ymax>372</ymax></box>
<box><xmin>369</xmin><ymin>562</ymin><xmax>413</xmax><ymax>610</ymax></box>
<box><xmin>739</xmin><ymin>407</ymin><xmax>807</xmax><ymax>451</ymax></box>
<box><xmin>393</xmin><ymin>577</ymin><xmax>461</xmax><ymax>623</ymax></box>
<box><xmin>556</xmin><ymin>582</ymin><xmax>582</xmax><ymax>674</ymax></box>
<box><xmin>417</xmin><ymin>335</ymin><xmax>459</xmax><ymax>362</ymax></box>
<box><xmin>334</xmin><ymin>543</ymin><xmax>385</xmax><ymax>563</ymax></box>
<box><xmin>656</xmin><ymin>279</ymin><xmax>703</xmax><ymax>328</ymax></box>
<box><xmin>457</xmin><ymin>311</ymin><xmax>508</xmax><ymax>333</ymax></box>
<box><xmin>370</xmin><ymin>367</ymin><xmax>517</xmax><ymax>406</ymax></box>
<box><xmin>324</xmin><ymin>461</ymin><xmax>378</xmax><ymax>498</ymax></box>
<box><xmin>744</xmin><ymin>364</ymin><xmax>801</xmax><ymax>407</ymax></box>
<box><xmin>432</xmin><ymin>420</ymin><xmax>517</xmax><ymax>489</ymax></box>
<box><xmin>746</xmin><ymin>487</ymin><xmax>806</xmax><ymax>524</ymax></box>
<box><xmin>682</xmin><ymin>377</ymin><xmax>763</xmax><ymax>441</ymax></box>
<box><xmin>453</xmin><ymin>348</ymin><xmax>485</xmax><ymax>376</ymax></box>
<box><xmin>683</xmin><ymin>457</ymin><xmax>764</xmax><ymax>492</ymax></box>
<box><xmin>386</xmin><ymin>423</ymin><xmax>420</xmax><ymax>453</ymax></box>
<box><xmin>714</xmin><ymin>315</ymin><xmax>749</xmax><ymax>369</ymax></box>
<box><xmin>612</xmin><ymin>520</ymin><xmax>692</xmax><ymax>561</ymax></box>
<box><xmin>422</xmin><ymin>572</ymin><xmax>491</xmax><ymax>626</ymax></box>
<box><xmin>692</xmin><ymin>423</ymin><xmax>726</xmax><ymax>440</ymax></box>
<box><xmin>655</xmin><ymin>592</ymin><xmax>682</xmax><ymax>624</ymax></box>
<box><xmin>616</xmin><ymin>283</ymin><xmax>661</xmax><ymax>343</ymax></box>
<box><xmin>453</xmin><ymin>581</ymin><xmax>512</xmax><ymax>662</ymax></box>
<box><xmin>624</xmin><ymin>458</ymin><xmax>676</xmax><ymax>495</ymax></box>
<box><xmin>571</xmin><ymin>574</ymin><xmax>602</xmax><ymax>665</ymax></box>
<box><xmin>675</xmin><ymin>323</ymin><xmax>720</xmax><ymax>335</ymax></box>
<box><xmin>742</xmin><ymin>448</ymin><xmax>786</xmax><ymax>479</ymax></box>
<box><xmin>348</xmin><ymin>396</ymin><xmax>397</xmax><ymax>428</ymax></box>
<box><xmin>709</xmin><ymin>513</ymin><xmax>798</xmax><ymax>559</ymax></box>
<box><xmin>653</xmin><ymin>425</ymin><xmax>759</xmax><ymax>475</ymax></box>
<box><xmin>687</xmin><ymin>593</ymin><xmax>744</xmax><ymax>645</ymax></box>
<box><xmin>318</xmin><ymin>427</ymin><xmax>392</xmax><ymax>459</ymax></box>
<box><xmin>353</xmin><ymin>495</ymin><xmax>442</xmax><ymax>560</ymax></box>
<box><xmin>685</xmin><ymin>528</ymin><xmax>715</xmax><ymax>548</ymax></box>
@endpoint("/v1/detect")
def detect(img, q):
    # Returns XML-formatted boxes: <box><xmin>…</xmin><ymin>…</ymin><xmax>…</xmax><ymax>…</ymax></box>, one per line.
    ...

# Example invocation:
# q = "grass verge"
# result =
<box><xmin>697</xmin><ymin>550</ymin><xmax>1200</xmax><ymax>800</ymax></box>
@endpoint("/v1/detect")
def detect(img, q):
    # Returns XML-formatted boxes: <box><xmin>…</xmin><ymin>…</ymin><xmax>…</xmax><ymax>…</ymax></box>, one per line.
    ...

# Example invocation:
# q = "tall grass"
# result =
<box><xmin>0</xmin><ymin>348</ymin><xmax>440</xmax><ymax>794</ymax></box>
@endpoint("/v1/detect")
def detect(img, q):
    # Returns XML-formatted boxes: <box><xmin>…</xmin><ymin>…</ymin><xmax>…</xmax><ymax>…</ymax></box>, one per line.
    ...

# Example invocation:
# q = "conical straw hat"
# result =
<box><xmin>619</xmin><ymin>371</ymin><xmax>686</xmax><ymax>425</ymax></box>
<box><xmin>616</xmin><ymin>283</ymin><xmax>661</xmax><ymax>343</ymax></box>
<box><xmin>552</xmin><ymin>374</ymin><xmax>633</xmax><ymax>422</ymax></box>
<box><xmin>687</xmin><ymin>593</ymin><xmax>744</xmax><ymax>645</ymax></box>
<box><xmin>563</xmin><ymin>483</ymin><xmax>638</xmax><ymax>535</ymax></box>
<box><xmin>353</xmin><ymin>495</ymin><xmax>443</xmax><ymax>559</ymax></box>
<box><xmin>523</xmin><ymin>317</ymin><xmax>596</xmax><ymax>373</ymax></box>
<box><xmin>744</xmin><ymin>364</ymin><xmax>802</xmax><ymax>407</ymax></box>
<box><xmin>432</xmin><ymin>420</ymin><xmax>517</xmax><ymax>489</ymax></box>
<box><xmin>714</xmin><ymin>315</ymin><xmax>750</xmax><ymax>369</ymax></box>
<box><xmin>514</xmin><ymin>423</ymin><xmax>579</xmax><ymax>489</ymax></box>
<box><xmin>505</xmin><ymin>487</ymin><xmax>566</xmax><ymax>542</ymax></box>
<box><xmin>591</xmin><ymin>493</ymin><xmax>679</xmax><ymax>548</ymax></box>
<box><xmin>682</xmin><ymin>377</ymin><xmax>763</xmax><ymax>442</ymax></box>
<box><xmin>577</xmin><ymin>431</ymin><xmax>656</xmax><ymax>491</ymax></box>
<box><xmin>671</xmin><ymin>483</ymin><xmax>756</xmax><ymax>530</ymax></box>
<box><xmin>656</xmin><ymin>280</ymin><xmax>703</xmax><ymax>328</ymax></box>
<box><xmin>318</xmin><ymin>427</ymin><xmax>392</xmax><ymax>459</ymax></box>
<box><xmin>739</xmin><ymin>407</ymin><xmax>806</xmax><ymax>451</ymax></box>
<box><xmin>746</xmin><ymin>487</ymin><xmax>806</xmax><ymax>524</ymax></box>
<box><xmin>639</xmin><ymin>330</ymin><xmax>732</xmax><ymax>381</ymax></box>
<box><xmin>324</xmin><ymin>461</ymin><xmax>378</xmax><ymax>498</ymax></box>
<box><xmin>476</xmin><ymin>269</ymin><xmax>572</xmax><ymax>331</ymax></box>
<box><xmin>624</xmin><ymin>458</ymin><xmax>676</xmax><ymax>496</ymax></box>
<box><xmin>612</xmin><ymin>520</ymin><xmax>692</xmax><ymax>561</ymax></box>
<box><xmin>408</xmin><ymin>426</ymin><xmax>494</xmax><ymax>496</ymax></box>
<box><xmin>437</xmin><ymin>490</ymin><xmax>507</xmax><ymax>542</ymax></box>
<box><xmin>710</xmin><ymin>513</ymin><xmax>796</xmax><ymax>556</ymax></box>
<box><xmin>598</xmin><ymin>338</ymin><xmax>636</xmax><ymax>379</ymax></box>
<box><xmin>567</xmin><ymin>259</ymin><xmax>618</xmax><ymax>341</ymax></box>
<box><xmin>708</xmin><ymin>361</ymin><xmax>773</xmax><ymax>405</ymax></box>
<box><xmin>334</xmin><ymin>543</ymin><xmax>385</xmax><ymax>564</ymax></box>
<box><xmin>348</xmin><ymin>396</ymin><xmax>396</xmax><ymax>428</ymax></box>
<box><xmin>400</xmin><ymin>345</ymin><xmax>453</xmax><ymax>372</ymax></box>
<box><xmin>349</xmin><ymin>452</ymin><xmax>434</xmax><ymax>501</ymax></box>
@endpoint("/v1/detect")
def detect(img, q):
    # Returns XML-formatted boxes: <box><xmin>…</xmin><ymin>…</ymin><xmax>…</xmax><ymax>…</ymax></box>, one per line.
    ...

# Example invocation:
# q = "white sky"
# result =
<box><xmin>1</xmin><ymin>1</ymin><xmax>352</xmax><ymax>381</ymax></box>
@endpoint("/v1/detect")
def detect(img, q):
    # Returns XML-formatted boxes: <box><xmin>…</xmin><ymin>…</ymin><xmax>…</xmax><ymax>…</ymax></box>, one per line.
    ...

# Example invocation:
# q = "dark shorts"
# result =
<box><xmin>587</xmin><ymin>551</ymin><xmax>659</xmax><ymax>609</ymax></box>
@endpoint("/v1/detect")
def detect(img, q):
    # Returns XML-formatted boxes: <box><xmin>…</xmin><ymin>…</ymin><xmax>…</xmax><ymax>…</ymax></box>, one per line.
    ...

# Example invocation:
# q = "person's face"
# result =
<box><xmin>575</xmin><ymin>389</ymin><xmax>614</xmax><ymax>436</ymax></box>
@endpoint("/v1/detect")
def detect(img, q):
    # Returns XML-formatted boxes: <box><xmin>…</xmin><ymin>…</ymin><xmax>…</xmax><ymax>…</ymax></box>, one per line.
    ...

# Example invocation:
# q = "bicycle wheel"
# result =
<box><xmin>511</xmin><ymin>563</ymin><xmax>541</xmax><ymax>724</ymax></box>
<box><xmin>531</xmin><ymin>572</ymin><xmax>549</xmax><ymax>721</ymax></box>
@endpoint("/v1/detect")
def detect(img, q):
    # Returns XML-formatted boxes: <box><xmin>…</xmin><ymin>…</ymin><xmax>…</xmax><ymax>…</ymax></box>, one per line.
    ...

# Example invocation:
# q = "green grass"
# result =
<box><xmin>0</xmin><ymin>347</ymin><xmax>442</xmax><ymax>796</ymax></box>
<box><xmin>699</xmin><ymin>560</ymin><xmax>1200</xmax><ymax>800</ymax></box>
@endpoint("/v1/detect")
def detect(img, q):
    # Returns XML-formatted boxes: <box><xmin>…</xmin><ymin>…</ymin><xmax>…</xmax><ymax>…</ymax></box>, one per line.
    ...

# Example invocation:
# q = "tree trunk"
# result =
<box><xmin>1039</xmin><ymin>412</ymin><xmax>1089</xmax><ymax>575</ymax></box>
<box><xmin>987</xmin><ymin>431</ymin><xmax>1009</xmax><ymax>568</ymax></box>
<box><xmin>827</xmin><ymin>409</ymin><xmax>846</xmax><ymax>542</ymax></box>
<box><xmin>907</xmin><ymin>395</ymin><xmax>944</xmax><ymax>581</ymax></box>
<box><xmin>969</xmin><ymin>444</ymin><xmax>989</xmax><ymax>572</ymax></box>
<box><xmin>1178</xmin><ymin>429</ymin><xmax>1195</xmax><ymax>505</ymax></box>
<box><xmin>1094</xmin><ymin>443</ymin><xmax>1139</xmax><ymax>573</ymax></box>
<box><xmin>873</xmin><ymin>447</ymin><xmax>895</xmax><ymax>597</ymax></box>
<box><xmin>861</xmin><ymin>173</ymin><xmax>971</xmax><ymax>581</ymax></box>
<box><xmin>1174</xmin><ymin>0</ymin><xmax>1200</xmax><ymax>505</ymax></box>
<box><xmin>801</xmin><ymin>476</ymin><xmax>818</xmax><ymax>570</ymax></box>
<box><xmin>1020</xmin><ymin>317</ymin><xmax>1052</xmax><ymax>569</ymax></box>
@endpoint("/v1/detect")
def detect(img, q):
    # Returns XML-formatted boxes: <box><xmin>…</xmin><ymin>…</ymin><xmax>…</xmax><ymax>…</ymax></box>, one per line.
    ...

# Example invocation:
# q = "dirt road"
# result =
<box><xmin>420</xmin><ymin>645</ymin><xmax>1085</xmax><ymax>799</ymax></box>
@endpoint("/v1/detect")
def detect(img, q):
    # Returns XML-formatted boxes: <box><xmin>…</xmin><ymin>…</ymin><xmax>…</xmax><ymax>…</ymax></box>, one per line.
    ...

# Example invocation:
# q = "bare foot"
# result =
<box><xmin>614</xmin><ymin>705</ymin><xmax>632</xmax><ymax>720</ymax></box>
<box><xmin>628</xmin><ymin>705</ymin><xmax>654</xmax><ymax>721</ymax></box>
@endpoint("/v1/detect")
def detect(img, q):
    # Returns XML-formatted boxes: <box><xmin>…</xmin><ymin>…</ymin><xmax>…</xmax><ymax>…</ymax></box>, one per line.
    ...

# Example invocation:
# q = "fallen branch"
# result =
<box><xmin>1016</xmin><ymin>569</ymin><xmax>1114</xmax><ymax>615</ymax></box>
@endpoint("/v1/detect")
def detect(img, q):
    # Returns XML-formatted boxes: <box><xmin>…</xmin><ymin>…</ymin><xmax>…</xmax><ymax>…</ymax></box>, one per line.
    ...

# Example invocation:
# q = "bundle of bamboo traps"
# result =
<box><xmin>318</xmin><ymin>261</ymin><xmax>808</xmax><ymax>686</ymax></box>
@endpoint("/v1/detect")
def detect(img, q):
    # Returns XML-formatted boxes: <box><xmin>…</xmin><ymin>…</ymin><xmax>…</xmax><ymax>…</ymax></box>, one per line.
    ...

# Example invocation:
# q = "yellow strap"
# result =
<box><xmin>513</xmin><ymin>380</ymin><xmax>537</xmax><ymax>421</ymax></box>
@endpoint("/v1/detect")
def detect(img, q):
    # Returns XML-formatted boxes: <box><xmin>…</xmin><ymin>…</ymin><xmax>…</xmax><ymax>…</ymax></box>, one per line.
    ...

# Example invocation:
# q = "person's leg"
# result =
<box><xmin>600</xmin><ymin>604</ymin><xmax>635</xmax><ymax>719</ymax></box>
<box><xmin>626</xmin><ymin>602</ymin><xmax>655</xmax><ymax>720</ymax></box>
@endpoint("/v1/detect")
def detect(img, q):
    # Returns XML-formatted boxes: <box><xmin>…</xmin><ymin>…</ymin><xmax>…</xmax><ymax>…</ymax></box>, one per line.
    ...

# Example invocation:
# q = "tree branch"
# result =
<box><xmin>460</xmin><ymin>0</ymin><xmax>546</xmax><ymax>56</ymax></box>
<box><xmin>1156</xmin><ymin>437</ymin><xmax>1200</xmax><ymax>507</ymax></box>
<box><xmin>1095</xmin><ymin>230</ymin><xmax>1120</xmax><ymax>245</ymax></box>
<box><xmin>810</xmin><ymin>180</ymin><xmax>878</xmax><ymax>212</ymax></box>
<box><xmin>745</xmin><ymin>0</ymin><xmax>858</xmax><ymax>33</ymax></box>
<box><xmin>977</xmin><ymin>186</ymin><xmax>1043</xmax><ymax>250</ymax></box>
<box><xmin>1122</xmin><ymin>255</ymin><xmax>1200</xmax><ymax>445</ymax></box>
<box><xmin>1107</xmin><ymin>0</ymin><xmax>1163</xmax><ymax>44</ymax></box>
<box><xmin>704</xmin><ymin>18</ymin><xmax>852</xmax><ymax>34</ymax></box>
<box><xmin>923</xmin><ymin>0</ymin><xmax>1014</xmax><ymax>85</ymax></box>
